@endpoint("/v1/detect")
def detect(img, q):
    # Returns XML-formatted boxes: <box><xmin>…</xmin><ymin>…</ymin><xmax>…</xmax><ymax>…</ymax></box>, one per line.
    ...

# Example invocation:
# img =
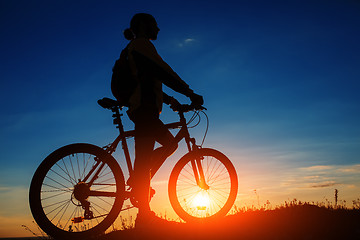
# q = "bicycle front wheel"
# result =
<box><xmin>29</xmin><ymin>143</ymin><xmax>125</xmax><ymax>239</ymax></box>
<box><xmin>169</xmin><ymin>148</ymin><xmax>238</xmax><ymax>222</ymax></box>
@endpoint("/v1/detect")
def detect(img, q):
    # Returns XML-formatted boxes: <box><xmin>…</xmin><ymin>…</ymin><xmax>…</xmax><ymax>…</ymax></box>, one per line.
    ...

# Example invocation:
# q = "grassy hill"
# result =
<box><xmin>103</xmin><ymin>203</ymin><xmax>360</xmax><ymax>240</ymax></box>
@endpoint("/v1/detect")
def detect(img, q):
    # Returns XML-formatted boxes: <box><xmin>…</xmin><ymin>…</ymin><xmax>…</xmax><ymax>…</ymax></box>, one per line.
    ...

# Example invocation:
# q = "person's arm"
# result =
<box><xmin>163</xmin><ymin>92</ymin><xmax>182</xmax><ymax>111</ymax></box>
<box><xmin>163</xmin><ymin>92</ymin><xmax>173</xmax><ymax>105</ymax></box>
<box><xmin>130</xmin><ymin>38</ymin><xmax>194</xmax><ymax>97</ymax></box>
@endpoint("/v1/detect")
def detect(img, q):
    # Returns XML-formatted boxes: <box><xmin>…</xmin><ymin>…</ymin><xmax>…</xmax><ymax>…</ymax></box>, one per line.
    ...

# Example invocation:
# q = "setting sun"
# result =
<box><xmin>192</xmin><ymin>191</ymin><xmax>211</xmax><ymax>210</ymax></box>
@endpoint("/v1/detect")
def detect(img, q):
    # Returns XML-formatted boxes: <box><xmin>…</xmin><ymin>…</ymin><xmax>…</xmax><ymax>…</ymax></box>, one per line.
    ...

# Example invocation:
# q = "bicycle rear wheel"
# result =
<box><xmin>29</xmin><ymin>143</ymin><xmax>125</xmax><ymax>239</ymax></box>
<box><xmin>169</xmin><ymin>148</ymin><xmax>238</xmax><ymax>222</ymax></box>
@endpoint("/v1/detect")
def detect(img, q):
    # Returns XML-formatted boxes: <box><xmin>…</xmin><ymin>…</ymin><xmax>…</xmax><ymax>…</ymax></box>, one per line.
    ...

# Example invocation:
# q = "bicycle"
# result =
<box><xmin>29</xmin><ymin>97</ymin><xmax>238</xmax><ymax>239</ymax></box>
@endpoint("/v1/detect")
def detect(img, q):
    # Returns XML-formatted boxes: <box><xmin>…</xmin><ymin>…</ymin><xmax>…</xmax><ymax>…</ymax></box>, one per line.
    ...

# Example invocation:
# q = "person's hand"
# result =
<box><xmin>169</xmin><ymin>97</ymin><xmax>181</xmax><ymax>112</ymax></box>
<box><xmin>190</xmin><ymin>93</ymin><xmax>204</xmax><ymax>107</ymax></box>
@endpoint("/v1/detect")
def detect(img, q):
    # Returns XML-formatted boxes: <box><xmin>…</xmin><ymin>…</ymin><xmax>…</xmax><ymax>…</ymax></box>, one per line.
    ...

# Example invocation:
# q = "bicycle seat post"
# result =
<box><xmin>101</xmin><ymin>106</ymin><xmax>124</xmax><ymax>155</ymax></box>
<box><xmin>110</xmin><ymin>106</ymin><xmax>134</xmax><ymax>177</ymax></box>
<box><xmin>111</xmin><ymin>107</ymin><xmax>123</xmax><ymax>131</ymax></box>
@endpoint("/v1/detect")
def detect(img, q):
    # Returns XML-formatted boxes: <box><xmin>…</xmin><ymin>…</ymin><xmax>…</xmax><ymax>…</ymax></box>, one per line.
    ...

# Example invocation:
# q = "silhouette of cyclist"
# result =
<box><xmin>113</xmin><ymin>13</ymin><xmax>203</xmax><ymax>223</ymax></box>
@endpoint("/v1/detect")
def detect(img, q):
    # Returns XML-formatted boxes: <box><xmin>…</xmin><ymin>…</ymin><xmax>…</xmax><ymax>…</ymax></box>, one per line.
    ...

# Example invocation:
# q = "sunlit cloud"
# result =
<box><xmin>338</xmin><ymin>164</ymin><xmax>360</xmax><ymax>173</ymax></box>
<box><xmin>0</xmin><ymin>186</ymin><xmax>11</xmax><ymax>191</ymax></box>
<box><xmin>284</xmin><ymin>164</ymin><xmax>360</xmax><ymax>189</ymax></box>
<box><xmin>184</xmin><ymin>38</ymin><xmax>195</xmax><ymax>43</ymax></box>
<box><xmin>233</xmin><ymin>159</ymin><xmax>360</xmax><ymax>208</ymax></box>
<box><xmin>300</xmin><ymin>165</ymin><xmax>334</xmax><ymax>171</ymax></box>
<box><xmin>178</xmin><ymin>38</ymin><xmax>196</xmax><ymax>47</ymax></box>
<box><xmin>308</xmin><ymin>181</ymin><xmax>337</xmax><ymax>189</ymax></box>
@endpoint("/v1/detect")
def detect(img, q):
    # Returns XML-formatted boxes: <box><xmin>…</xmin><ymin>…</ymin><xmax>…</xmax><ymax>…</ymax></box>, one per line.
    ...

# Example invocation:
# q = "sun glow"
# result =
<box><xmin>192</xmin><ymin>191</ymin><xmax>211</xmax><ymax>210</ymax></box>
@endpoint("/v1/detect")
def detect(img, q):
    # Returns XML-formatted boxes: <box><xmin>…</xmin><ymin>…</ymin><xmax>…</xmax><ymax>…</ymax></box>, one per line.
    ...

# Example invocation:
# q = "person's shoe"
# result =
<box><xmin>135</xmin><ymin>211</ymin><xmax>166</xmax><ymax>229</ymax></box>
<box><xmin>129</xmin><ymin>187</ymin><xmax>156</xmax><ymax>202</ymax></box>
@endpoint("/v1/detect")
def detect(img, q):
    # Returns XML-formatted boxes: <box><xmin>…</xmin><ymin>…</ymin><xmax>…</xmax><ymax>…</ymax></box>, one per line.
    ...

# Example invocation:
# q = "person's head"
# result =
<box><xmin>124</xmin><ymin>13</ymin><xmax>160</xmax><ymax>40</ymax></box>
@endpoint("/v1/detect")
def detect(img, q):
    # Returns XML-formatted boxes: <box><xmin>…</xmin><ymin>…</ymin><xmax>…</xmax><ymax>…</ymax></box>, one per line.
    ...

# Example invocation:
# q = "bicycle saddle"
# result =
<box><xmin>98</xmin><ymin>97</ymin><xmax>122</xmax><ymax>109</ymax></box>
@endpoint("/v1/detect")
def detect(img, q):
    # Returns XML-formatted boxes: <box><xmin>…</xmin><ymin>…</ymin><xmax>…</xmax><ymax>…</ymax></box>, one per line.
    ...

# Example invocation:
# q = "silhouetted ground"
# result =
<box><xmin>102</xmin><ymin>204</ymin><xmax>360</xmax><ymax>240</ymax></box>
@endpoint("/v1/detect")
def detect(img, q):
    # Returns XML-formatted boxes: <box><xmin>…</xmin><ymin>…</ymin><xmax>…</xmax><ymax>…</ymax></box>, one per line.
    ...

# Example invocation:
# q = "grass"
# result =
<box><xmin>24</xmin><ymin>199</ymin><xmax>360</xmax><ymax>240</ymax></box>
<box><xmin>101</xmin><ymin>200</ymin><xmax>360</xmax><ymax>240</ymax></box>
<box><xmin>21</xmin><ymin>221</ymin><xmax>50</xmax><ymax>240</ymax></box>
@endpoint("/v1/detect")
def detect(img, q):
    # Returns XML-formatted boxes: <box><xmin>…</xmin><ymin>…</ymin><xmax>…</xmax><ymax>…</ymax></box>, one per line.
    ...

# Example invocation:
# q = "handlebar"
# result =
<box><xmin>98</xmin><ymin>97</ymin><xmax>206</xmax><ymax>114</ymax></box>
<box><xmin>173</xmin><ymin>104</ymin><xmax>207</xmax><ymax>113</ymax></box>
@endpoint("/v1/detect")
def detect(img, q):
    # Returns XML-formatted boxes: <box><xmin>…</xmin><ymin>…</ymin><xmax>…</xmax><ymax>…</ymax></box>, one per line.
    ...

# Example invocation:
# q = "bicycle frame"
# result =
<box><xmin>90</xmin><ymin>105</ymin><xmax>207</xmax><ymax>191</ymax></box>
<box><xmin>79</xmin><ymin>103</ymin><xmax>209</xmax><ymax>205</ymax></box>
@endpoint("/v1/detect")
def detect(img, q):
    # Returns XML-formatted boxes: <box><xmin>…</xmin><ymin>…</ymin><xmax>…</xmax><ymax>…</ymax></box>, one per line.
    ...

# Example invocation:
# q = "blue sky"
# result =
<box><xmin>1</xmin><ymin>0</ymin><xmax>360</xmax><ymax>237</ymax></box>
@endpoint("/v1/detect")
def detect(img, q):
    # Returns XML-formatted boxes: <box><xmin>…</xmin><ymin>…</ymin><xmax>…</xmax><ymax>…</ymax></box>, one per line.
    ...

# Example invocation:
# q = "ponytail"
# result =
<box><xmin>123</xmin><ymin>28</ymin><xmax>135</xmax><ymax>40</ymax></box>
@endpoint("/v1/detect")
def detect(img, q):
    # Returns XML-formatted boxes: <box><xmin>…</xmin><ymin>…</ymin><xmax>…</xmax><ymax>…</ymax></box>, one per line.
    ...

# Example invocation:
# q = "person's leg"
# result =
<box><xmin>133</xmin><ymin>112</ymin><xmax>157</xmax><ymax>214</ymax></box>
<box><xmin>150</xmin><ymin>119</ymin><xmax>178</xmax><ymax>178</ymax></box>
<box><xmin>132</xmin><ymin>111</ymin><xmax>177</xmax><ymax>213</ymax></box>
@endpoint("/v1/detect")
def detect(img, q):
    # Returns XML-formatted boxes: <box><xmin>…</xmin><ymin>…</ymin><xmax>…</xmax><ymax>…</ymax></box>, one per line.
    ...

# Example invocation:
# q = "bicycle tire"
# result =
<box><xmin>29</xmin><ymin>143</ymin><xmax>125</xmax><ymax>239</ymax></box>
<box><xmin>168</xmin><ymin>148</ymin><xmax>238</xmax><ymax>222</ymax></box>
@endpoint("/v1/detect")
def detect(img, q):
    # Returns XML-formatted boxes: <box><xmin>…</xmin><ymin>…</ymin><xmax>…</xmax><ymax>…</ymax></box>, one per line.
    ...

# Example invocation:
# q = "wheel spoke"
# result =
<box><xmin>30</xmin><ymin>144</ymin><xmax>125</xmax><ymax>238</ymax></box>
<box><xmin>45</xmin><ymin>175</ymin><xmax>72</xmax><ymax>192</ymax></box>
<box><xmin>49</xmin><ymin>199</ymin><xmax>71</xmax><ymax>222</ymax></box>
<box><xmin>49</xmin><ymin>168</ymin><xmax>74</xmax><ymax>186</ymax></box>
<box><xmin>170</xmin><ymin>149</ymin><xmax>237</xmax><ymax>221</ymax></box>
<box><xmin>94</xmin><ymin>195</ymin><xmax>115</xmax><ymax>207</ymax></box>
<box><xmin>69</xmin><ymin>156</ymin><xmax>77</xmax><ymax>183</ymax></box>
<box><xmin>42</xmin><ymin>183</ymin><xmax>72</xmax><ymax>193</ymax></box>
<box><xmin>60</xmin><ymin>159</ymin><xmax>76</xmax><ymax>185</ymax></box>
<box><xmin>81</xmin><ymin>153</ymin><xmax>92</xmax><ymax>180</ymax></box>
<box><xmin>41</xmin><ymin>189</ymin><xmax>71</xmax><ymax>201</ymax></box>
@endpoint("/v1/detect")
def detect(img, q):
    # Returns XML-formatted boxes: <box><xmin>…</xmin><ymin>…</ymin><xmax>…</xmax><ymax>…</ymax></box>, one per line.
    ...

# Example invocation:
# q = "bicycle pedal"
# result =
<box><xmin>72</xmin><ymin>216</ymin><xmax>84</xmax><ymax>223</ymax></box>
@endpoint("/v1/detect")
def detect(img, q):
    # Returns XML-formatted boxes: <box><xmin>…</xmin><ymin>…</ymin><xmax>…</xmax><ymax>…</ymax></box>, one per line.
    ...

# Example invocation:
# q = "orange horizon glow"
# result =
<box><xmin>1</xmin><ymin>148</ymin><xmax>360</xmax><ymax>238</ymax></box>
<box><xmin>1</xmin><ymin>164</ymin><xmax>360</xmax><ymax>238</ymax></box>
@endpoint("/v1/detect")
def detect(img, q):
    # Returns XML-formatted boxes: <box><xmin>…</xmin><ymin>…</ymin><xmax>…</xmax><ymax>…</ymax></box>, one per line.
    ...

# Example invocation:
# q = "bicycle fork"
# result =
<box><xmin>181</xmin><ymin>118</ymin><xmax>209</xmax><ymax>191</ymax></box>
<box><xmin>186</xmin><ymin>139</ymin><xmax>209</xmax><ymax>190</ymax></box>
<box><xmin>190</xmin><ymin>155</ymin><xmax>209</xmax><ymax>190</ymax></box>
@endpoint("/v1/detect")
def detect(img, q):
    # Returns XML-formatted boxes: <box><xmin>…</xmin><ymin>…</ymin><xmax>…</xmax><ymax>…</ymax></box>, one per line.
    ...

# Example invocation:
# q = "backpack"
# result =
<box><xmin>111</xmin><ymin>46</ymin><xmax>137</xmax><ymax>107</ymax></box>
